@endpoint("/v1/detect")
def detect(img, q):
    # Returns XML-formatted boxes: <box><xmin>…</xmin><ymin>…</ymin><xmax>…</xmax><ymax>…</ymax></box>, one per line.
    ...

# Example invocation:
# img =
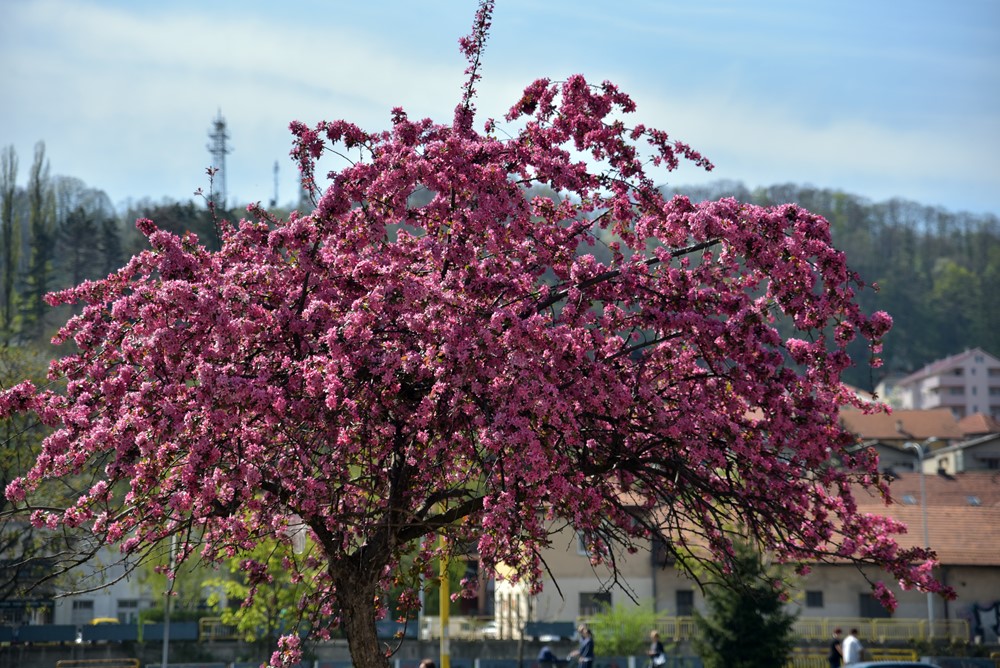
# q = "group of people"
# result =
<box><xmin>538</xmin><ymin>627</ymin><xmax>666</xmax><ymax>668</ymax></box>
<box><xmin>538</xmin><ymin>624</ymin><xmax>595</xmax><ymax>667</ymax></box>
<box><xmin>828</xmin><ymin>627</ymin><xmax>865</xmax><ymax>667</ymax></box>
<box><xmin>447</xmin><ymin>624</ymin><xmax>865</xmax><ymax>667</ymax></box>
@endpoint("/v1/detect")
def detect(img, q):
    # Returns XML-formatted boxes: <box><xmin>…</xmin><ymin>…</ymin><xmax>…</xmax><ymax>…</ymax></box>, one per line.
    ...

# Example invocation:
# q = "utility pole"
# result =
<box><xmin>904</xmin><ymin>437</ymin><xmax>938</xmax><ymax>639</ymax></box>
<box><xmin>206</xmin><ymin>110</ymin><xmax>232</xmax><ymax>208</ymax></box>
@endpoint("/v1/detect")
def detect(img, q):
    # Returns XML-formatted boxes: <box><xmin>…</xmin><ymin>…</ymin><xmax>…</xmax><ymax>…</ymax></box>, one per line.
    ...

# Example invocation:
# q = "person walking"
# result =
<box><xmin>841</xmin><ymin>628</ymin><xmax>864</xmax><ymax>666</ymax></box>
<box><xmin>828</xmin><ymin>627</ymin><xmax>843</xmax><ymax>668</ymax></box>
<box><xmin>647</xmin><ymin>630</ymin><xmax>666</xmax><ymax>666</ymax></box>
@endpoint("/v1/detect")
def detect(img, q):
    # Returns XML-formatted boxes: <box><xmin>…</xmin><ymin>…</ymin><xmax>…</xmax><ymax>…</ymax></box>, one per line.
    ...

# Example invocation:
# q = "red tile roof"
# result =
<box><xmin>853</xmin><ymin>471</ymin><xmax>1000</xmax><ymax>566</ymax></box>
<box><xmin>957</xmin><ymin>412</ymin><xmax>1000</xmax><ymax>437</ymax></box>
<box><xmin>839</xmin><ymin>407</ymin><xmax>964</xmax><ymax>443</ymax></box>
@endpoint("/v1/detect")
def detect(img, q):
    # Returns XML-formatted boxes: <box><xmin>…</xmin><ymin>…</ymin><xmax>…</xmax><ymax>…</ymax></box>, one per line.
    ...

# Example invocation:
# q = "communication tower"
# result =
<box><xmin>206</xmin><ymin>110</ymin><xmax>232</xmax><ymax>207</ymax></box>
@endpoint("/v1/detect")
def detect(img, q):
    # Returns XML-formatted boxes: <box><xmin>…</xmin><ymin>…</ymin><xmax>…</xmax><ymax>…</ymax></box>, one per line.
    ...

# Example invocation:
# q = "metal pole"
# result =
<box><xmin>919</xmin><ymin>452</ymin><xmax>934</xmax><ymax>637</ymax></box>
<box><xmin>161</xmin><ymin>535</ymin><xmax>175</xmax><ymax>668</ymax></box>
<box><xmin>440</xmin><ymin>537</ymin><xmax>450</xmax><ymax>668</ymax></box>
<box><xmin>906</xmin><ymin>441</ymin><xmax>934</xmax><ymax>638</ymax></box>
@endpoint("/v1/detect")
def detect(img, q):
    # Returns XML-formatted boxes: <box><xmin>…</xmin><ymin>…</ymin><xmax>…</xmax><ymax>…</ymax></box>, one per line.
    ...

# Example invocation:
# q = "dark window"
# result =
<box><xmin>859</xmin><ymin>593</ymin><xmax>891</xmax><ymax>618</ymax></box>
<box><xmin>651</xmin><ymin>537</ymin><xmax>675</xmax><ymax>567</ymax></box>
<box><xmin>676</xmin><ymin>590</ymin><xmax>694</xmax><ymax>616</ymax></box>
<box><xmin>579</xmin><ymin>592</ymin><xmax>611</xmax><ymax>616</ymax></box>
<box><xmin>805</xmin><ymin>591</ymin><xmax>824</xmax><ymax>608</ymax></box>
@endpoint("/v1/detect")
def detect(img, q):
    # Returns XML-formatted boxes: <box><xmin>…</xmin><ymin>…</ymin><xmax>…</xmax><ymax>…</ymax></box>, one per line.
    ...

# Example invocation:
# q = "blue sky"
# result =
<box><xmin>2</xmin><ymin>0</ymin><xmax>998</xmax><ymax>216</ymax></box>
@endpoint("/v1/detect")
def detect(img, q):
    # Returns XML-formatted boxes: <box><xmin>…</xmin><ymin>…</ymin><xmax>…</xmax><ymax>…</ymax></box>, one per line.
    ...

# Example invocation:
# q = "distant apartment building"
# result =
<box><xmin>880</xmin><ymin>348</ymin><xmax>1000</xmax><ymax>419</ymax></box>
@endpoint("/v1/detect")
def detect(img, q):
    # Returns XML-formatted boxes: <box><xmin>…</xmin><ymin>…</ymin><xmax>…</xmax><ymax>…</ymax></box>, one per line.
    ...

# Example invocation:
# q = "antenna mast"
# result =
<box><xmin>271</xmin><ymin>160</ymin><xmax>279</xmax><ymax>207</ymax></box>
<box><xmin>206</xmin><ymin>109</ymin><xmax>232</xmax><ymax>208</ymax></box>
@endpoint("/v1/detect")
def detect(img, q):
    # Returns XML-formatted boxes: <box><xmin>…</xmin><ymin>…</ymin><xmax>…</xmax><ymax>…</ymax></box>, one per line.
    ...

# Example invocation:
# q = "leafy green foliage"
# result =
<box><xmin>204</xmin><ymin>539</ymin><xmax>319</xmax><ymax>657</ymax></box>
<box><xmin>587</xmin><ymin>601</ymin><xmax>662</xmax><ymax>657</ymax></box>
<box><xmin>0</xmin><ymin>345</ymin><xmax>61</xmax><ymax>602</ymax></box>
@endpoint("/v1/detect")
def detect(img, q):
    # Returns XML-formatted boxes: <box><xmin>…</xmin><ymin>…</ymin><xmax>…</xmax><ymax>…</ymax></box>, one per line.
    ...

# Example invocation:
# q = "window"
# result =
<box><xmin>980</xmin><ymin>457</ymin><xmax>1000</xmax><ymax>470</ymax></box>
<box><xmin>676</xmin><ymin>590</ymin><xmax>694</xmax><ymax>616</ymax></box>
<box><xmin>579</xmin><ymin>592</ymin><xmax>611</xmax><ymax>616</ymax></box>
<box><xmin>953</xmin><ymin>368</ymin><xmax>964</xmax><ymax>376</ymax></box>
<box><xmin>805</xmin><ymin>591</ymin><xmax>824</xmax><ymax>608</ymax></box>
<box><xmin>948</xmin><ymin>386</ymin><xmax>965</xmax><ymax>395</ymax></box>
<box><xmin>859</xmin><ymin>593</ymin><xmax>891</xmax><ymax>618</ymax></box>
<box><xmin>70</xmin><ymin>599</ymin><xmax>94</xmax><ymax>624</ymax></box>
<box><xmin>651</xmin><ymin>537</ymin><xmax>675</xmax><ymax>568</ymax></box>
<box><xmin>989</xmin><ymin>387</ymin><xmax>1000</xmax><ymax>396</ymax></box>
<box><xmin>117</xmin><ymin>599</ymin><xmax>140</xmax><ymax>623</ymax></box>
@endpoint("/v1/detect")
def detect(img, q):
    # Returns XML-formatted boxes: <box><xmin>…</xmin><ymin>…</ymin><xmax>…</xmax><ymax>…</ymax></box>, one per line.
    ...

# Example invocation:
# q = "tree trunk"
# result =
<box><xmin>338</xmin><ymin>572</ymin><xmax>391</xmax><ymax>668</ymax></box>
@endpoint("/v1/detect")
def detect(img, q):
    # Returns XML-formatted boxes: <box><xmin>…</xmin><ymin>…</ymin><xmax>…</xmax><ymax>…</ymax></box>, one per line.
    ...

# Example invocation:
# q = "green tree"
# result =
<box><xmin>98</xmin><ymin>217</ymin><xmax>125</xmax><ymax>279</ymax></box>
<box><xmin>204</xmin><ymin>539</ymin><xmax>320</xmax><ymax>660</ymax></box>
<box><xmin>0</xmin><ymin>146</ymin><xmax>19</xmax><ymax>341</ymax></box>
<box><xmin>587</xmin><ymin>601</ymin><xmax>662</xmax><ymax>657</ymax></box>
<box><xmin>18</xmin><ymin>143</ymin><xmax>56</xmax><ymax>343</ymax></box>
<box><xmin>122</xmin><ymin>198</ymin><xmax>218</xmax><ymax>256</ymax></box>
<box><xmin>691</xmin><ymin>540</ymin><xmax>798</xmax><ymax>668</ymax></box>
<box><xmin>0</xmin><ymin>345</ymin><xmax>61</xmax><ymax>609</ymax></box>
<box><xmin>57</xmin><ymin>206</ymin><xmax>101</xmax><ymax>298</ymax></box>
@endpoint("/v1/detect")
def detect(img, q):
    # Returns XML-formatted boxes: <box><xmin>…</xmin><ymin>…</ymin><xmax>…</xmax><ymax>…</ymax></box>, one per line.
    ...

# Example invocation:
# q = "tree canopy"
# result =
<box><xmin>0</xmin><ymin>3</ymin><xmax>952</xmax><ymax>666</ymax></box>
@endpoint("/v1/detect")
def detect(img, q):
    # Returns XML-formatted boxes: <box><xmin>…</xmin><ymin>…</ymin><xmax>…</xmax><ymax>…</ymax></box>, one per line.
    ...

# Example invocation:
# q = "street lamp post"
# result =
<box><xmin>903</xmin><ymin>438</ymin><xmax>937</xmax><ymax>639</ymax></box>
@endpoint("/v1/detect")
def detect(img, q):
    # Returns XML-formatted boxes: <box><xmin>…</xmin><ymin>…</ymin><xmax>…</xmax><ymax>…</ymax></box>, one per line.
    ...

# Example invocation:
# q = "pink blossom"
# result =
<box><xmin>0</xmin><ymin>2</ymin><xmax>948</xmax><ymax>664</ymax></box>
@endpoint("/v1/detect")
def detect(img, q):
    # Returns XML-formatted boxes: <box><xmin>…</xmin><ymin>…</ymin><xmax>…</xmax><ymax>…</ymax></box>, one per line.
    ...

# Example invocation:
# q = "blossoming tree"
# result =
<box><xmin>0</xmin><ymin>3</ymin><xmax>951</xmax><ymax>666</ymax></box>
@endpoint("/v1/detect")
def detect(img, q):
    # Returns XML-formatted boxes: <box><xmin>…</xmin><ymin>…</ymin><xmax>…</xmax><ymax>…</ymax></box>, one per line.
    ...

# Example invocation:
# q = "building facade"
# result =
<box><xmin>499</xmin><ymin>472</ymin><xmax>1000</xmax><ymax>644</ymax></box>
<box><xmin>885</xmin><ymin>348</ymin><xmax>1000</xmax><ymax>419</ymax></box>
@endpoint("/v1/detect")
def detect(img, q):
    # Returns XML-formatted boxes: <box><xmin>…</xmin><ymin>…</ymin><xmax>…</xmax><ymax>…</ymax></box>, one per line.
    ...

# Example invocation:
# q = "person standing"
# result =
<box><xmin>841</xmin><ymin>628</ymin><xmax>864</xmax><ymax>666</ymax></box>
<box><xmin>648</xmin><ymin>630</ymin><xmax>666</xmax><ymax>666</ymax></box>
<box><xmin>569</xmin><ymin>624</ymin><xmax>594</xmax><ymax>668</ymax></box>
<box><xmin>828</xmin><ymin>627</ymin><xmax>843</xmax><ymax>668</ymax></box>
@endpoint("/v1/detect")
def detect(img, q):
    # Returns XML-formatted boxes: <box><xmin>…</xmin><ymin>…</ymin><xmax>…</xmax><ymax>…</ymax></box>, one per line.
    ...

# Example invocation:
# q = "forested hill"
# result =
<box><xmin>2</xmin><ymin>163</ymin><xmax>997</xmax><ymax>392</ymax></box>
<box><xmin>663</xmin><ymin>181</ymin><xmax>1000</xmax><ymax>390</ymax></box>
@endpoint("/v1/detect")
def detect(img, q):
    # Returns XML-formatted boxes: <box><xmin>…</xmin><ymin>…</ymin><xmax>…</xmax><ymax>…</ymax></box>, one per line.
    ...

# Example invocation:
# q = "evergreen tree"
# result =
<box><xmin>18</xmin><ymin>142</ymin><xmax>56</xmax><ymax>343</ymax></box>
<box><xmin>57</xmin><ymin>206</ymin><xmax>101</xmax><ymax>294</ymax></box>
<box><xmin>98</xmin><ymin>217</ymin><xmax>125</xmax><ymax>278</ymax></box>
<box><xmin>691</xmin><ymin>540</ymin><xmax>798</xmax><ymax>668</ymax></box>
<box><xmin>0</xmin><ymin>146</ymin><xmax>19</xmax><ymax>341</ymax></box>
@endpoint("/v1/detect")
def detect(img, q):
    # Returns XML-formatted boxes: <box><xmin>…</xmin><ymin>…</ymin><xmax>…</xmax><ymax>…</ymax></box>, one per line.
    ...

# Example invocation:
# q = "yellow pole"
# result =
<box><xmin>440</xmin><ymin>543</ymin><xmax>450</xmax><ymax>668</ymax></box>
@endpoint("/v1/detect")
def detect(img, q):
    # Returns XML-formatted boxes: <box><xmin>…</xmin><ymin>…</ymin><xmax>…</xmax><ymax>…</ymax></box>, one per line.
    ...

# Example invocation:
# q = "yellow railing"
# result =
<box><xmin>785</xmin><ymin>616</ymin><xmax>968</xmax><ymax>643</ymax></box>
<box><xmin>653</xmin><ymin>616</ymin><xmax>697</xmax><ymax>642</ymax></box>
<box><xmin>55</xmin><ymin>661</ymin><xmax>140</xmax><ymax>668</ymax></box>
<box><xmin>868</xmin><ymin>648</ymin><xmax>920</xmax><ymax>661</ymax></box>
<box><xmin>786</xmin><ymin>648</ymin><xmax>829</xmax><ymax>668</ymax></box>
<box><xmin>647</xmin><ymin>615</ymin><xmax>970</xmax><ymax>643</ymax></box>
<box><xmin>198</xmin><ymin>616</ymin><xmax>240</xmax><ymax>641</ymax></box>
<box><xmin>785</xmin><ymin>647</ymin><xmax>917</xmax><ymax>668</ymax></box>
